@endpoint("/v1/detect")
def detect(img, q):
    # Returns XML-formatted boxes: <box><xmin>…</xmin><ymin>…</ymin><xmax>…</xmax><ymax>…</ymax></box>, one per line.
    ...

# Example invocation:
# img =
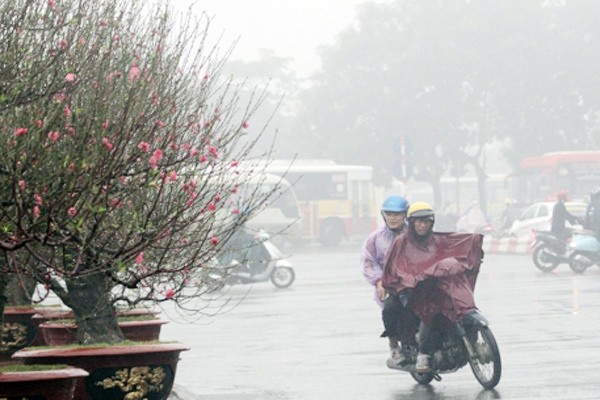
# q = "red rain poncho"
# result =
<box><xmin>382</xmin><ymin>231</ymin><xmax>484</xmax><ymax>326</ymax></box>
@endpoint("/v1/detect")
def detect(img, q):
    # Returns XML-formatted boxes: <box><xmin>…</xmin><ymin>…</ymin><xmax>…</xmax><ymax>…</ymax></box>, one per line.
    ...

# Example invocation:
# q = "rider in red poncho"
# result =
<box><xmin>382</xmin><ymin>201</ymin><xmax>484</xmax><ymax>373</ymax></box>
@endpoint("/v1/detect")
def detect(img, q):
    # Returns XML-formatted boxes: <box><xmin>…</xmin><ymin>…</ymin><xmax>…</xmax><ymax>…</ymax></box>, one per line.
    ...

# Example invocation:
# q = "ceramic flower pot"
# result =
<box><xmin>38</xmin><ymin>318</ymin><xmax>169</xmax><ymax>346</ymax></box>
<box><xmin>0</xmin><ymin>365</ymin><xmax>89</xmax><ymax>400</ymax></box>
<box><xmin>12</xmin><ymin>341</ymin><xmax>189</xmax><ymax>400</ymax></box>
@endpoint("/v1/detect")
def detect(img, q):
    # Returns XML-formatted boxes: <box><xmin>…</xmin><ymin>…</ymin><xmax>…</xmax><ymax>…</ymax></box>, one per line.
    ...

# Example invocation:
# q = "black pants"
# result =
<box><xmin>381</xmin><ymin>295</ymin><xmax>403</xmax><ymax>338</ymax></box>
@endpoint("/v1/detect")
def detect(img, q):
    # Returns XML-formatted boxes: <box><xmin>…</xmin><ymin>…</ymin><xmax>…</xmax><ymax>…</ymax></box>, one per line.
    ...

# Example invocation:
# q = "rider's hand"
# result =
<box><xmin>376</xmin><ymin>280</ymin><xmax>386</xmax><ymax>301</ymax></box>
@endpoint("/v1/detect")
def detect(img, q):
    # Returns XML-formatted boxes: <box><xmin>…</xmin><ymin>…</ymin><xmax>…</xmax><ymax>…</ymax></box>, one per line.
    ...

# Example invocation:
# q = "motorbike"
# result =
<box><xmin>389</xmin><ymin>310</ymin><xmax>502</xmax><ymax>390</ymax></box>
<box><xmin>385</xmin><ymin>232</ymin><xmax>501</xmax><ymax>389</ymax></box>
<box><xmin>531</xmin><ymin>229</ymin><xmax>570</xmax><ymax>272</ymax></box>
<box><xmin>567</xmin><ymin>230</ymin><xmax>600</xmax><ymax>274</ymax></box>
<box><xmin>208</xmin><ymin>229</ymin><xmax>295</xmax><ymax>289</ymax></box>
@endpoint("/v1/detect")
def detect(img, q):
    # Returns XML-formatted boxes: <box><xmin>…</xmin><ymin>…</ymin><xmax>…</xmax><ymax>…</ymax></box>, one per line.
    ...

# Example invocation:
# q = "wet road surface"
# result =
<box><xmin>162</xmin><ymin>243</ymin><xmax>600</xmax><ymax>399</ymax></box>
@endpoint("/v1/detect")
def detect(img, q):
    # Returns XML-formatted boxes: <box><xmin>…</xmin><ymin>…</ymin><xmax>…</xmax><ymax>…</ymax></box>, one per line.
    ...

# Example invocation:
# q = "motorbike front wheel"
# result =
<box><xmin>467</xmin><ymin>326</ymin><xmax>501</xmax><ymax>389</ymax></box>
<box><xmin>568</xmin><ymin>252</ymin><xmax>590</xmax><ymax>274</ymax></box>
<box><xmin>532</xmin><ymin>245</ymin><xmax>559</xmax><ymax>272</ymax></box>
<box><xmin>410</xmin><ymin>371</ymin><xmax>434</xmax><ymax>385</ymax></box>
<box><xmin>270</xmin><ymin>267</ymin><xmax>295</xmax><ymax>288</ymax></box>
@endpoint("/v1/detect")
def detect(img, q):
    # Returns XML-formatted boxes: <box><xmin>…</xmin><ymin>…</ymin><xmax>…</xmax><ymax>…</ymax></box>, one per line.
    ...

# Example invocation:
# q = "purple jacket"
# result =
<box><xmin>361</xmin><ymin>225</ymin><xmax>403</xmax><ymax>308</ymax></box>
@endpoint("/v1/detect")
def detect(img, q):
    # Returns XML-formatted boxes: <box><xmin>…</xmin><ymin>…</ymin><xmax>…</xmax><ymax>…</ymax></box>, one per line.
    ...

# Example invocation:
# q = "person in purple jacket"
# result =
<box><xmin>361</xmin><ymin>195</ymin><xmax>410</xmax><ymax>368</ymax></box>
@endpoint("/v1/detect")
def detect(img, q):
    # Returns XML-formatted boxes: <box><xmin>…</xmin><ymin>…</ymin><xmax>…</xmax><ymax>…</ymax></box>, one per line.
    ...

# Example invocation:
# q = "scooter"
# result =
<box><xmin>209</xmin><ymin>229</ymin><xmax>295</xmax><ymax>289</ymax></box>
<box><xmin>531</xmin><ymin>230</ymin><xmax>570</xmax><ymax>272</ymax></box>
<box><xmin>567</xmin><ymin>230</ymin><xmax>600</xmax><ymax>274</ymax></box>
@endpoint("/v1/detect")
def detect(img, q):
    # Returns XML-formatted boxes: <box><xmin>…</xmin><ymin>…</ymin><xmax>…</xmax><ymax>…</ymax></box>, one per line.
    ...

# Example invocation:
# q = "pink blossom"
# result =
<box><xmin>36</xmin><ymin>120</ymin><xmax>43</xmax><ymax>128</ymax></box>
<box><xmin>214</xmin><ymin>194</ymin><xmax>221</xmax><ymax>202</ymax></box>
<box><xmin>242</xmin><ymin>120</ymin><xmax>249</xmax><ymax>129</ymax></box>
<box><xmin>232</xmin><ymin>209</ymin><xmax>240</xmax><ymax>215</ymax></box>
<box><xmin>207</xmin><ymin>202</ymin><xmax>216</xmax><ymax>211</ymax></box>
<box><xmin>18</xmin><ymin>180</ymin><xmax>26</xmax><ymax>190</ymax></box>
<box><xmin>210</xmin><ymin>236</ymin><xmax>219</xmax><ymax>246</ymax></box>
<box><xmin>67</xmin><ymin>207</ymin><xmax>77</xmax><ymax>217</ymax></box>
<box><xmin>48</xmin><ymin>0</ymin><xmax>56</xmax><ymax>9</ymax></box>
<box><xmin>65</xmin><ymin>73</ymin><xmax>76</xmax><ymax>82</ymax></box>
<box><xmin>113</xmin><ymin>35</ymin><xmax>120</xmax><ymax>42</ymax></box>
<box><xmin>33</xmin><ymin>206</ymin><xmax>40</xmax><ymax>219</ymax></box>
<box><xmin>135</xmin><ymin>252</ymin><xmax>144</xmax><ymax>264</ymax></box>
<box><xmin>59</xmin><ymin>39</ymin><xmax>69</xmax><ymax>50</ymax></box>
<box><xmin>190</xmin><ymin>148</ymin><xmax>199</xmax><ymax>157</ymax></box>
<box><xmin>230</xmin><ymin>160</ymin><xmax>239</xmax><ymax>167</ymax></box>
<box><xmin>199</xmin><ymin>155</ymin><xmax>208</xmax><ymax>163</ymax></box>
<box><xmin>53</xmin><ymin>92</ymin><xmax>66</xmax><ymax>103</ymax></box>
<box><xmin>169</xmin><ymin>171</ymin><xmax>177</xmax><ymax>182</ymax></box>
<box><xmin>149</xmin><ymin>149</ymin><xmax>163</xmax><ymax>168</ymax></box>
<box><xmin>110</xmin><ymin>198</ymin><xmax>122</xmax><ymax>208</ymax></box>
<box><xmin>15</xmin><ymin>127</ymin><xmax>28</xmax><ymax>137</ymax></box>
<box><xmin>137</xmin><ymin>141</ymin><xmax>150</xmax><ymax>152</ymax></box>
<box><xmin>102</xmin><ymin>137</ymin><xmax>114</xmax><ymax>151</ymax></box>
<box><xmin>165</xmin><ymin>289</ymin><xmax>176</xmax><ymax>299</ymax></box>
<box><xmin>152</xmin><ymin>149</ymin><xmax>163</xmax><ymax>160</ymax></box>
<box><xmin>48</xmin><ymin>131</ymin><xmax>60</xmax><ymax>142</ymax></box>
<box><xmin>129</xmin><ymin>62</ymin><xmax>141</xmax><ymax>81</ymax></box>
<box><xmin>63</xmin><ymin>105</ymin><xmax>71</xmax><ymax>117</ymax></box>
<box><xmin>208</xmin><ymin>146</ymin><xmax>218</xmax><ymax>157</ymax></box>
<box><xmin>101</xmin><ymin>121</ymin><xmax>109</xmax><ymax>130</ymax></box>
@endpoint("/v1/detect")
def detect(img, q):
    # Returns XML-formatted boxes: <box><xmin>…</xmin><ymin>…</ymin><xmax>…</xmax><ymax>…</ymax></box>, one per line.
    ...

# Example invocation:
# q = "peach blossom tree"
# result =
<box><xmin>0</xmin><ymin>0</ymin><xmax>281</xmax><ymax>343</ymax></box>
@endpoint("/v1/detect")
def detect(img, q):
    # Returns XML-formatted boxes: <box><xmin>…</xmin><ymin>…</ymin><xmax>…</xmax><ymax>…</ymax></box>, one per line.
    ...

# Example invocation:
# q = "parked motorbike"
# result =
<box><xmin>568</xmin><ymin>230</ymin><xmax>600</xmax><ymax>274</ymax></box>
<box><xmin>208</xmin><ymin>229</ymin><xmax>295</xmax><ymax>289</ymax></box>
<box><xmin>531</xmin><ymin>229</ymin><xmax>570</xmax><ymax>272</ymax></box>
<box><xmin>389</xmin><ymin>310</ymin><xmax>502</xmax><ymax>389</ymax></box>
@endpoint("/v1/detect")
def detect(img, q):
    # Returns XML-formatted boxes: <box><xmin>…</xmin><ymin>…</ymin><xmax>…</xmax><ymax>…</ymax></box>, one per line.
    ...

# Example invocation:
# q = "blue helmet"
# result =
<box><xmin>381</xmin><ymin>196</ymin><xmax>409</xmax><ymax>213</ymax></box>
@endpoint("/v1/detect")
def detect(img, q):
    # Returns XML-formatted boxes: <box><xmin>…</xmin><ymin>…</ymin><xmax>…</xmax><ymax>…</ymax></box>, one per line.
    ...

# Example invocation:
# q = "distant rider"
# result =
<box><xmin>551</xmin><ymin>190</ymin><xmax>580</xmax><ymax>242</ymax></box>
<box><xmin>583</xmin><ymin>187</ymin><xmax>600</xmax><ymax>238</ymax></box>
<box><xmin>361</xmin><ymin>195</ymin><xmax>410</xmax><ymax>368</ymax></box>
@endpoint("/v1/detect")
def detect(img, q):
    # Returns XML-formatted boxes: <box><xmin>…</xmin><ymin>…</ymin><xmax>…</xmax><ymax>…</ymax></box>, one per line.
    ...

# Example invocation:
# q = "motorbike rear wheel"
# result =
<box><xmin>270</xmin><ymin>267</ymin><xmax>295</xmax><ymax>288</ymax></box>
<box><xmin>467</xmin><ymin>326</ymin><xmax>501</xmax><ymax>389</ymax></box>
<box><xmin>532</xmin><ymin>245</ymin><xmax>559</xmax><ymax>272</ymax></box>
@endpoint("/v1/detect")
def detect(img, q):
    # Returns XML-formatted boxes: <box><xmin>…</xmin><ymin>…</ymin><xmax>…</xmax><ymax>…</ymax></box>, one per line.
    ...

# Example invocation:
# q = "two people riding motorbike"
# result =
<box><xmin>381</xmin><ymin>201</ymin><xmax>484</xmax><ymax>373</ymax></box>
<box><xmin>361</xmin><ymin>195</ymin><xmax>410</xmax><ymax>367</ymax></box>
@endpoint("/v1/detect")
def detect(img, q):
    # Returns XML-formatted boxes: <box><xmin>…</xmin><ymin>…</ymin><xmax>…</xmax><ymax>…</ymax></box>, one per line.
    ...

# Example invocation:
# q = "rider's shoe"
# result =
<box><xmin>415</xmin><ymin>353</ymin><xmax>431</xmax><ymax>373</ymax></box>
<box><xmin>386</xmin><ymin>347</ymin><xmax>407</xmax><ymax>368</ymax></box>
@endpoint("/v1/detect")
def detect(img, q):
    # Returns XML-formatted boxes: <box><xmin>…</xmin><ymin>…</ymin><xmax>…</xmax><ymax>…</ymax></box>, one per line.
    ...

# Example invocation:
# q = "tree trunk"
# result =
<box><xmin>0</xmin><ymin>271</ymin><xmax>7</xmax><ymax>343</ymax></box>
<box><xmin>63</xmin><ymin>272</ymin><xmax>124</xmax><ymax>345</ymax></box>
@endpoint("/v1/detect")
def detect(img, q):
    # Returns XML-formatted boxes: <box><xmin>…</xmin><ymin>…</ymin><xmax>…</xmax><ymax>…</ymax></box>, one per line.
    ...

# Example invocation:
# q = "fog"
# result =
<box><xmin>168</xmin><ymin>1</ymin><xmax>600</xmax><ymax>220</ymax></box>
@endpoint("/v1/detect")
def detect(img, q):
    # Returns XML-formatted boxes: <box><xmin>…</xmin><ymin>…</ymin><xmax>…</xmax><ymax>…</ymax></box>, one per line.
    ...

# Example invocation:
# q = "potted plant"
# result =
<box><xmin>0</xmin><ymin>363</ymin><xmax>89</xmax><ymax>400</ymax></box>
<box><xmin>1</xmin><ymin>0</ymin><xmax>283</xmax><ymax>398</ymax></box>
<box><xmin>38</xmin><ymin>315</ymin><xmax>169</xmax><ymax>346</ymax></box>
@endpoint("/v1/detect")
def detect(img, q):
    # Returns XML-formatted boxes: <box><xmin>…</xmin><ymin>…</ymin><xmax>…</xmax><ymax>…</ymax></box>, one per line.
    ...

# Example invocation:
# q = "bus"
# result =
<box><xmin>509</xmin><ymin>151</ymin><xmax>600</xmax><ymax>204</ymax></box>
<box><xmin>183</xmin><ymin>165</ymin><xmax>302</xmax><ymax>245</ymax></box>
<box><xmin>240</xmin><ymin>173</ymin><xmax>302</xmax><ymax>242</ymax></box>
<box><xmin>259</xmin><ymin>159</ymin><xmax>377</xmax><ymax>246</ymax></box>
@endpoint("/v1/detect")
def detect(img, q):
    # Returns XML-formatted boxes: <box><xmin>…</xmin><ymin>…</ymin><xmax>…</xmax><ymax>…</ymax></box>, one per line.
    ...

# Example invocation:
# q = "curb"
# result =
<box><xmin>483</xmin><ymin>236</ymin><xmax>533</xmax><ymax>255</ymax></box>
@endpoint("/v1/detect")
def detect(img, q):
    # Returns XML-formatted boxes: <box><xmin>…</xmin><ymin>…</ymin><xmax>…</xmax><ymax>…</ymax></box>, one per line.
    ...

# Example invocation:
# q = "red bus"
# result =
<box><xmin>510</xmin><ymin>151</ymin><xmax>600</xmax><ymax>204</ymax></box>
